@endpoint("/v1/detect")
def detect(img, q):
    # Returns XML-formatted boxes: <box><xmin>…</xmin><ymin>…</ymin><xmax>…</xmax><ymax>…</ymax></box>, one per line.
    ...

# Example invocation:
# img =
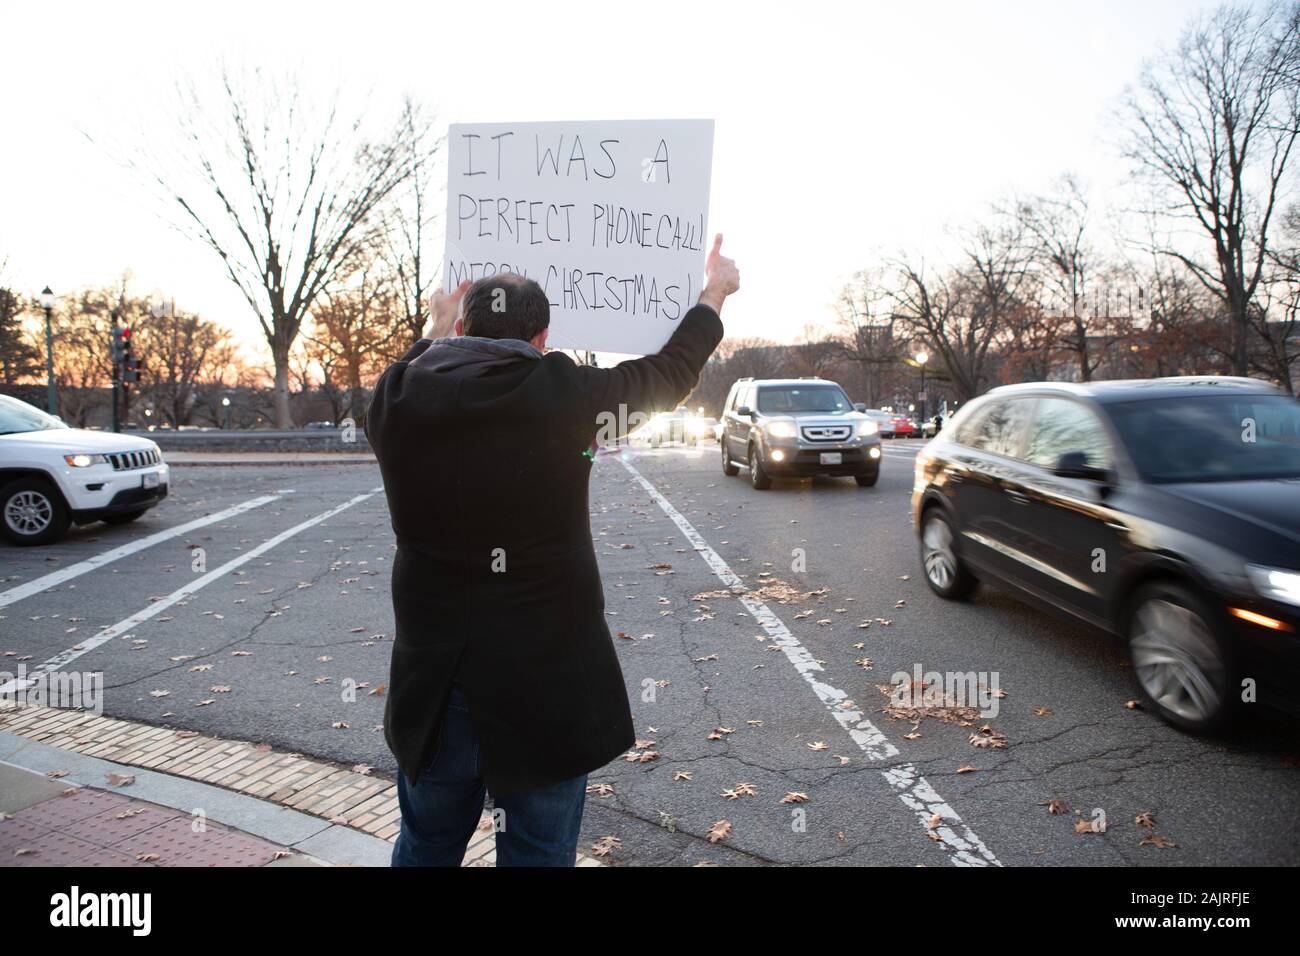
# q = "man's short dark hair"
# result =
<box><xmin>461</xmin><ymin>274</ymin><xmax>550</xmax><ymax>342</ymax></box>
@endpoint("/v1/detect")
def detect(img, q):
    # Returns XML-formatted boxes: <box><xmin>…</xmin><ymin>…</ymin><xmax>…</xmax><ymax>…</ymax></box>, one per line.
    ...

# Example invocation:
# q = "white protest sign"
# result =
<box><xmin>443</xmin><ymin>119</ymin><xmax>714</xmax><ymax>355</ymax></box>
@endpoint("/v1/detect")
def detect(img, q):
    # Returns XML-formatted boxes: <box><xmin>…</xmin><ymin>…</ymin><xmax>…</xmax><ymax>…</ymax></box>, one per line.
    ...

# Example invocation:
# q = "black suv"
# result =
<box><xmin>911</xmin><ymin>377</ymin><xmax>1300</xmax><ymax>732</ymax></box>
<box><xmin>720</xmin><ymin>378</ymin><xmax>883</xmax><ymax>488</ymax></box>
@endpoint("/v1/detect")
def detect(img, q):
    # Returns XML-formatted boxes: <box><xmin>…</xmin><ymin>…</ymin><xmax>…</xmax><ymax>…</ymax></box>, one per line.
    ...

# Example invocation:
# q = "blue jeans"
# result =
<box><xmin>390</xmin><ymin>684</ymin><xmax>588</xmax><ymax>867</ymax></box>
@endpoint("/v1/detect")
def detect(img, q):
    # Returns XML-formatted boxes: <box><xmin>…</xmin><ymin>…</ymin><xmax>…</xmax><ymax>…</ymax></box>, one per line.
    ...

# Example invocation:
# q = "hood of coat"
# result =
<box><xmin>410</xmin><ymin>335</ymin><xmax>543</xmax><ymax>375</ymax></box>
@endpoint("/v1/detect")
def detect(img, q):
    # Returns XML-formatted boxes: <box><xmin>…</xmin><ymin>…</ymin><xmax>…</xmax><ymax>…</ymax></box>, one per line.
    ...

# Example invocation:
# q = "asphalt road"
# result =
<box><xmin>2</xmin><ymin>442</ymin><xmax>1297</xmax><ymax>866</ymax></box>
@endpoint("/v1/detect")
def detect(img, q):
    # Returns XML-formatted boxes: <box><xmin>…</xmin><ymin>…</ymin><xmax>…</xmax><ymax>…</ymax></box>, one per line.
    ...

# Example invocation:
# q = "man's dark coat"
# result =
<box><xmin>365</xmin><ymin>304</ymin><xmax>723</xmax><ymax>794</ymax></box>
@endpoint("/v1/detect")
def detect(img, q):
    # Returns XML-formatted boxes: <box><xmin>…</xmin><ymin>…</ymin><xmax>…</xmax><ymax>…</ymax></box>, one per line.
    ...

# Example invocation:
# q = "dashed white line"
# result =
<box><xmin>616</xmin><ymin>454</ymin><xmax>1001</xmax><ymax>867</ymax></box>
<box><xmin>1</xmin><ymin>490</ymin><xmax>380</xmax><ymax>690</ymax></box>
<box><xmin>0</xmin><ymin>494</ymin><xmax>281</xmax><ymax>610</ymax></box>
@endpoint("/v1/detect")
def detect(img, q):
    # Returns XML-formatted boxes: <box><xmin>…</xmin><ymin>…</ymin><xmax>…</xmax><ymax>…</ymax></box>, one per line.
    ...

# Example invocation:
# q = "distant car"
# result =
<box><xmin>863</xmin><ymin>409</ymin><xmax>897</xmax><ymax>439</ymax></box>
<box><xmin>690</xmin><ymin>416</ymin><xmax>720</xmax><ymax>444</ymax></box>
<box><xmin>912</xmin><ymin>376</ymin><xmax>1300</xmax><ymax>731</ymax></box>
<box><xmin>644</xmin><ymin>408</ymin><xmax>692</xmax><ymax>446</ymax></box>
<box><xmin>922</xmin><ymin>414</ymin><xmax>945</xmax><ymax>438</ymax></box>
<box><xmin>0</xmin><ymin>395</ymin><xmax>169</xmax><ymax>546</ymax></box>
<box><xmin>720</xmin><ymin>377</ymin><xmax>882</xmax><ymax>488</ymax></box>
<box><xmin>890</xmin><ymin>415</ymin><xmax>919</xmax><ymax>437</ymax></box>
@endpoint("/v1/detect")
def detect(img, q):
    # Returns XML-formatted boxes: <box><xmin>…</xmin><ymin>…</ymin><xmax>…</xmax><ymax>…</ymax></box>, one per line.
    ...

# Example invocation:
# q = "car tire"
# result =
<box><xmin>748</xmin><ymin>444</ymin><xmax>772</xmax><ymax>490</ymax></box>
<box><xmin>1126</xmin><ymin>581</ymin><xmax>1233</xmax><ymax>733</ymax></box>
<box><xmin>918</xmin><ymin>506</ymin><xmax>976</xmax><ymax>599</ymax></box>
<box><xmin>855</xmin><ymin>471</ymin><xmax>879</xmax><ymax>488</ymax></box>
<box><xmin>721</xmin><ymin>441</ymin><xmax>740</xmax><ymax>476</ymax></box>
<box><xmin>104</xmin><ymin>509</ymin><xmax>147</xmax><ymax>526</ymax></box>
<box><xmin>1</xmin><ymin>477</ymin><xmax>71</xmax><ymax>546</ymax></box>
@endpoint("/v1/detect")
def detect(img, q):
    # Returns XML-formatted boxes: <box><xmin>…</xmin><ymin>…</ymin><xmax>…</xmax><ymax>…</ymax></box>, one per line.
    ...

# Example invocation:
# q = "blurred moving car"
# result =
<box><xmin>643</xmin><ymin>407</ymin><xmax>697</xmax><ymax>446</ymax></box>
<box><xmin>890</xmin><ymin>414</ymin><xmax>919</xmax><ymax>438</ymax></box>
<box><xmin>720</xmin><ymin>377</ymin><xmax>883</xmax><ymax>488</ymax></box>
<box><xmin>690</xmin><ymin>416</ymin><xmax>720</xmax><ymax>443</ymax></box>
<box><xmin>862</xmin><ymin>409</ymin><xmax>897</xmax><ymax>439</ymax></box>
<box><xmin>0</xmin><ymin>395</ymin><xmax>169</xmax><ymax>546</ymax></box>
<box><xmin>911</xmin><ymin>376</ymin><xmax>1300</xmax><ymax>731</ymax></box>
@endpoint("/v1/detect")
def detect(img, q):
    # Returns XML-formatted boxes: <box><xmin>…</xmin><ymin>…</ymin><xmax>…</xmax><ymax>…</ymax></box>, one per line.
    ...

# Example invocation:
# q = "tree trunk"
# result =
<box><xmin>273</xmin><ymin>354</ymin><xmax>293</xmax><ymax>429</ymax></box>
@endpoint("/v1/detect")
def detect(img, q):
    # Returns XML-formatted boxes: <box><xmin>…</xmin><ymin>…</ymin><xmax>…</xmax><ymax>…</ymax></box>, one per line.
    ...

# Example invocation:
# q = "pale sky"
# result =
<box><xmin>1</xmin><ymin>0</ymin><xmax>1230</xmax><ymax>359</ymax></box>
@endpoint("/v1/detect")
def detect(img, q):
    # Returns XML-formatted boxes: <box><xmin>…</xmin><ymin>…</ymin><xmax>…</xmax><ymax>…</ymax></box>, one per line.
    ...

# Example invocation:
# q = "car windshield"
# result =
<box><xmin>1107</xmin><ymin>393</ymin><xmax>1300</xmax><ymax>483</ymax></box>
<box><xmin>756</xmin><ymin>385</ymin><xmax>851</xmax><ymax>414</ymax></box>
<box><xmin>0</xmin><ymin>395</ymin><xmax>67</xmax><ymax>435</ymax></box>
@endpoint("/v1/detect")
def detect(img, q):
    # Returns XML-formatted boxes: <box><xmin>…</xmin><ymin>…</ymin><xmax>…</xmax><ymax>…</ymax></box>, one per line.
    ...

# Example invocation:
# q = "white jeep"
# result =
<box><xmin>0</xmin><ymin>394</ymin><xmax>170</xmax><ymax>546</ymax></box>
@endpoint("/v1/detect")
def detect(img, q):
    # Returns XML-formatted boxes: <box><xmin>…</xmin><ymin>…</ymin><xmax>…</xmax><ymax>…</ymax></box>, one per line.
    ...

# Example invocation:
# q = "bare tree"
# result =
<box><xmin>891</xmin><ymin>221</ymin><xmax>1032</xmax><ymax>401</ymax></box>
<box><xmin>1258</xmin><ymin>202</ymin><xmax>1300</xmax><ymax>391</ymax></box>
<box><xmin>303</xmin><ymin>251</ymin><xmax>400</xmax><ymax>421</ymax></box>
<box><xmin>151</xmin><ymin>69</ymin><xmax>420</xmax><ymax>426</ymax></box>
<box><xmin>1014</xmin><ymin>175</ymin><xmax>1108</xmax><ymax>380</ymax></box>
<box><xmin>379</xmin><ymin>97</ymin><xmax>441</xmax><ymax>351</ymax></box>
<box><xmin>1123</xmin><ymin>0</ymin><xmax>1300</xmax><ymax>375</ymax></box>
<box><xmin>135</xmin><ymin>305</ymin><xmax>236</xmax><ymax>427</ymax></box>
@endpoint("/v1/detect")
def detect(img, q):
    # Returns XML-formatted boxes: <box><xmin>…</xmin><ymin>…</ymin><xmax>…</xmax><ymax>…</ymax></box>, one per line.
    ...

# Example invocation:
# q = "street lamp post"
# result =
<box><xmin>222</xmin><ymin>395</ymin><xmax>232</xmax><ymax>431</ymax></box>
<box><xmin>914</xmin><ymin>350</ymin><xmax>930</xmax><ymax>423</ymax></box>
<box><xmin>39</xmin><ymin>287</ymin><xmax>56</xmax><ymax>415</ymax></box>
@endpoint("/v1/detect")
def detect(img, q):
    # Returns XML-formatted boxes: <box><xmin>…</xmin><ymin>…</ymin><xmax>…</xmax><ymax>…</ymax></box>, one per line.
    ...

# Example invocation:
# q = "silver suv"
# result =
<box><xmin>720</xmin><ymin>378</ymin><xmax>883</xmax><ymax>489</ymax></box>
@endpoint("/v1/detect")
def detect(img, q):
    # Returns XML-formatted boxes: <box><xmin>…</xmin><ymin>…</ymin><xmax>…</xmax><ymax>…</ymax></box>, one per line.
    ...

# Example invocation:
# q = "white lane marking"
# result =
<box><xmin>1</xmin><ymin>490</ymin><xmax>379</xmax><ymax>689</ymax></box>
<box><xmin>0</xmin><ymin>494</ymin><xmax>280</xmax><ymax>610</ymax></box>
<box><xmin>616</xmin><ymin>455</ymin><xmax>1001</xmax><ymax>867</ymax></box>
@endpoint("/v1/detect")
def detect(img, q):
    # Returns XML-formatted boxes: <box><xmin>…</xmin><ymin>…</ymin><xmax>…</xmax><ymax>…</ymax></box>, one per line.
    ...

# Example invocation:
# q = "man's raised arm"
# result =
<box><xmin>578</xmin><ymin>234</ymin><xmax>741</xmax><ymax>432</ymax></box>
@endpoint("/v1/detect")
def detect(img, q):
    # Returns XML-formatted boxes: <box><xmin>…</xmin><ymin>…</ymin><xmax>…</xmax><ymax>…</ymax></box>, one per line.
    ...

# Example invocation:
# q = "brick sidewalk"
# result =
<box><xmin>0</xmin><ymin>703</ymin><xmax>602</xmax><ymax>867</ymax></box>
<box><xmin>0</xmin><ymin>763</ymin><xmax>307</xmax><ymax>867</ymax></box>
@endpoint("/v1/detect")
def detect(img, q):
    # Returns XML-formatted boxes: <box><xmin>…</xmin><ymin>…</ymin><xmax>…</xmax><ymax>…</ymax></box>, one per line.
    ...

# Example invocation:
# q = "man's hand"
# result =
<box><xmin>423</xmin><ymin>279</ymin><xmax>472</xmax><ymax>340</ymax></box>
<box><xmin>698</xmin><ymin>234</ymin><xmax>739</xmax><ymax>315</ymax></box>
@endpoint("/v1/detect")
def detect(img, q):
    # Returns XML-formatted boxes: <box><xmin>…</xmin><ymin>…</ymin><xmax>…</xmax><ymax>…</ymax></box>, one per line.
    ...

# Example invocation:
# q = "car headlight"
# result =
<box><xmin>1247</xmin><ymin>565</ymin><xmax>1300</xmax><ymax>607</ymax></box>
<box><xmin>64</xmin><ymin>453</ymin><xmax>107</xmax><ymax>468</ymax></box>
<box><xmin>766</xmin><ymin>421</ymin><xmax>798</xmax><ymax>438</ymax></box>
<box><xmin>857</xmin><ymin>420</ymin><xmax>878</xmax><ymax>437</ymax></box>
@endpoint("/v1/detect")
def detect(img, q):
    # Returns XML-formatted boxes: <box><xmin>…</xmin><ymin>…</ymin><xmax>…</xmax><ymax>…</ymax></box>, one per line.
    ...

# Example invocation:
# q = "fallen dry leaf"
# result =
<box><xmin>707</xmin><ymin>820</ymin><xmax>733</xmax><ymax>844</ymax></box>
<box><xmin>105</xmin><ymin>773</ymin><xmax>135</xmax><ymax>787</ymax></box>
<box><xmin>1139</xmin><ymin>834</ymin><xmax>1177</xmax><ymax>849</ymax></box>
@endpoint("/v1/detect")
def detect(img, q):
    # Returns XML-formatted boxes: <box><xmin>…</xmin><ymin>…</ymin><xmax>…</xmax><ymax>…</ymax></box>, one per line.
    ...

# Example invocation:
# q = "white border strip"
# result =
<box><xmin>3</xmin><ymin>490</ymin><xmax>380</xmax><ymax>686</ymax></box>
<box><xmin>616</xmin><ymin>455</ymin><xmax>1000</xmax><ymax>867</ymax></box>
<box><xmin>0</xmin><ymin>493</ymin><xmax>281</xmax><ymax>609</ymax></box>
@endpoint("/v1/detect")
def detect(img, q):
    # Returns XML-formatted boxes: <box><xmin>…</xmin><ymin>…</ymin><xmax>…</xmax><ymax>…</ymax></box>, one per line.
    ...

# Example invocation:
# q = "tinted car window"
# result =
<box><xmin>958</xmin><ymin>399</ymin><xmax>1034</xmax><ymax>458</ymax></box>
<box><xmin>1107</xmin><ymin>394</ymin><xmax>1300</xmax><ymax>482</ymax></box>
<box><xmin>1025</xmin><ymin>398</ymin><xmax>1113</xmax><ymax>470</ymax></box>
<box><xmin>756</xmin><ymin>385</ymin><xmax>851</xmax><ymax>414</ymax></box>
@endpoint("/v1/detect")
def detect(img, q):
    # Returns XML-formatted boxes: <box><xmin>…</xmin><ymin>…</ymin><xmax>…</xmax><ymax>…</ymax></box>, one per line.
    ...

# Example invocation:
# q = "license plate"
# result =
<box><xmin>142</xmin><ymin>472</ymin><xmax>160</xmax><ymax>489</ymax></box>
<box><xmin>819</xmin><ymin>452</ymin><xmax>842</xmax><ymax>465</ymax></box>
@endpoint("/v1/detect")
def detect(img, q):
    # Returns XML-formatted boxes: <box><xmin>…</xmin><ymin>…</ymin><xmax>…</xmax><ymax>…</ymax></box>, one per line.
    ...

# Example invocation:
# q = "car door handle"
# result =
<box><xmin>1005</xmin><ymin>489</ymin><xmax>1030</xmax><ymax>504</ymax></box>
<box><xmin>1104</xmin><ymin>521</ymin><xmax>1129</xmax><ymax>532</ymax></box>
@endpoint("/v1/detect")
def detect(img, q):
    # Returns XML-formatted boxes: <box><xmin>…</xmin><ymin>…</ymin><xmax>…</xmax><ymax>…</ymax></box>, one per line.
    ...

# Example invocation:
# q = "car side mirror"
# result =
<box><xmin>737</xmin><ymin>406</ymin><xmax>754</xmax><ymax>418</ymax></box>
<box><xmin>1053</xmin><ymin>451</ymin><xmax>1110</xmax><ymax>482</ymax></box>
<box><xmin>853</xmin><ymin>403</ymin><xmax>866</xmax><ymax>412</ymax></box>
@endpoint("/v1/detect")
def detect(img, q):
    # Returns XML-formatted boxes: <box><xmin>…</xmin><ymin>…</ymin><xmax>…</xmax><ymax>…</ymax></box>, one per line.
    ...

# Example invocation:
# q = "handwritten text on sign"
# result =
<box><xmin>443</xmin><ymin>119</ymin><xmax>714</xmax><ymax>355</ymax></box>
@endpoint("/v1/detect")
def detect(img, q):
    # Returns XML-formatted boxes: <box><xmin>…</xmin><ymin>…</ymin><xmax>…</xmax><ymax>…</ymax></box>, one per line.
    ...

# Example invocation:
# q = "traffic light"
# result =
<box><xmin>117</xmin><ymin>325</ymin><xmax>140</xmax><ymax>383</ymax></box>
<box><xmin>110</xmin><ymin>325</ymin><xmax>128</xmax><ymax>378</ymax></box>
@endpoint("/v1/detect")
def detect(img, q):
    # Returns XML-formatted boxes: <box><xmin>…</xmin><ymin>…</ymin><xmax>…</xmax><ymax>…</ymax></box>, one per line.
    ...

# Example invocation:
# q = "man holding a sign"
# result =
<box><xmin>367</xmin><ymin>184</ymin><xmax>738</xmax><ymax>865</ymax></box>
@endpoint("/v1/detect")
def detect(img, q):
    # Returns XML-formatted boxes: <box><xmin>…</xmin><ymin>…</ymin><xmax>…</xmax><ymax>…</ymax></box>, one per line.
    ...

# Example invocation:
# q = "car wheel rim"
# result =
<box><xmin>922</xmin><ymin>516</ymin><xmax>955</xmax><ymax>589</ymax></box>
<box><xmin>5</xmin><ymin>490</ymin><xmax>53</xmax><ymax>536</ymax></box>
<box><xmin>1130</xmin><ymin>598</ymin><xmax>1224</xmax><ymax>723</ymax></box>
